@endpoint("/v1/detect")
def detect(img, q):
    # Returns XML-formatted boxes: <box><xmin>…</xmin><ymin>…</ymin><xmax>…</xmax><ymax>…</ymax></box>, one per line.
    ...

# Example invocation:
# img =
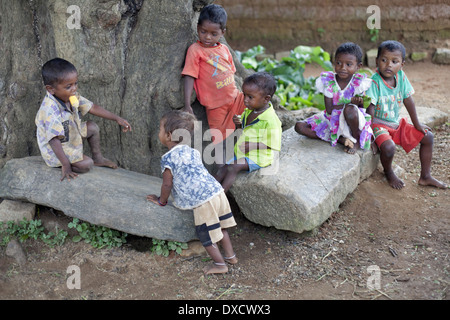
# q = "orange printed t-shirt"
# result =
<box><xmin>182</xmin><ymin>41</ymin><xmax>239</xmax><ymax>110</ymax></box>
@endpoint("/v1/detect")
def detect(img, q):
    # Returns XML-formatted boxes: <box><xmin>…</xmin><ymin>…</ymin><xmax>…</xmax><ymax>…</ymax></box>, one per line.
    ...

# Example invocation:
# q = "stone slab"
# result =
<box><xmin>230</xmin><ymin>107</ymin><xmax>448</xmax><ymax>234</ymax></box>
<box><xmin>0</xmin><ymin>199</ymin><xmax>36</xmax><ymax>223</ymax></box>
<box><xmin>432</xmin><ymin>48</ymin><xmax>450</xmax><ymax>65</ymax></box>
<box><xmin>231</xmin><ymin>128</ymin><xmax>378</xmax><ymax>234</ymax></box>
<box><xmin>0</xmin><ymin>157</ymin><xmax>197</xmax><ymax>242</ymax></box>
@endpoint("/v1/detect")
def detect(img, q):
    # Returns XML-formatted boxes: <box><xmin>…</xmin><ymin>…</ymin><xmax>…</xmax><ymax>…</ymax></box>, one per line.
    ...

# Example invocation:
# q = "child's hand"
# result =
<box><xmin>116</xmin><ymin>118</ymin><xmax>132</xmax><ymax>132</ymax></box>
<box><xmin>182</xmin><ymin>105</ymin><xmax>194</xmax><ymax>114</ymax></box>
<box><xmin>233</xmin><ymin>114</ymin><xmax>242</xmax><ymax>126</ymax></box>
<box><xmin>61</xmin><ymin>164</ymin><xmax>78</xmax><ymax>182</ymax></box>
<box><xmin>415</xmin><ymin>124</ymin><xmax>431</xmax><ymax>136</ymax></box>
<box><xmin>147</xmin><ymin>194</ymin><xmax>168</xmax><ymax>206</ymax></box>
<box><xmin>351</xmin><ymin>96</ymin><xmax>363</xmax><ymax>106</ymax></box>
<box><xmin>146</xmin><ymin>194</ymin><xmax>159</xmax><ymax>204</ymax></box>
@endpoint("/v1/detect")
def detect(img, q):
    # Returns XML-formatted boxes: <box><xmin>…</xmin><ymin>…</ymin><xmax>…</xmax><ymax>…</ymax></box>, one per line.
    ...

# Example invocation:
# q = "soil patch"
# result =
<box><xmin>0</xmin><ymin>62</ymin><xmax>448</xmax><ymax>301</ymax></box>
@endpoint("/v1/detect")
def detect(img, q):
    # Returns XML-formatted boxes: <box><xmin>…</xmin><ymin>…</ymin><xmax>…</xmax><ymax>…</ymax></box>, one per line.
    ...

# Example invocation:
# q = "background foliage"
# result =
<box><xmin>236</xmin><ymin>45</ymin><xmax>333</xmax><ymax>111</ymax></box>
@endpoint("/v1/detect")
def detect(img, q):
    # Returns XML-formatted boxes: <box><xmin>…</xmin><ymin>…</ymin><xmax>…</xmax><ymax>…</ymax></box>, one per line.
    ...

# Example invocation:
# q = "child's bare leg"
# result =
<box><xmin>203</xmin><ymin>243</ymin><xmax>228</xmax><ymax>275</ymax></box>
<box><xmin>220</xmin><ymin>162</ymin><xmax>249</xmax><ymax>193</ymax></box>
<box><xmin>417</xmin><ymin>132</ymin><xmax>447</xmax><ymax>188</ymax></box>
<box><xmin>85</xmin><ymin>121</ymin><xmax>117</xmax><ymax>169</ymax></box>
<box><xmin>214</xmin><ymin>140</ymin><xmax>226</xmax><ymax>168</ymax></box>
<box><xmin>219</xmin><ymin>229</ymin><xmax>238</xmax><ymax>264</ymax></box>
<box><xmin>71</xmin><ymin>155</ymin><xmax>94</xmax><ymax>173</ymax></box>
<box><xmin>215</xmin><ymin>164</ymin><xmax>228</xmax><ymax>184</ymax></box>
<box><xmin>379</xmin><ymin>139</ymin><xmax>405</xmax><ymax>189</ymax></box>
<box><xmin>295</xmin><ymin>121</ymin><xmax>319</xmax><ymax>139</ymax></box>
<box><xmin>343</xmin><ymin>105</ymin><xmax>360</xmax><ymax>154</ymax></box>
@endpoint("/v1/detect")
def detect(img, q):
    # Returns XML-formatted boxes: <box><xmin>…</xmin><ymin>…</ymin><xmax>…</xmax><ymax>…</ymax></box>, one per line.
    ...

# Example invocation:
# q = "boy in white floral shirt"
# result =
<box><xmin>147</xmin><ymin>110</ymin><xmax>238</xmax><ymax>275</ymax></box>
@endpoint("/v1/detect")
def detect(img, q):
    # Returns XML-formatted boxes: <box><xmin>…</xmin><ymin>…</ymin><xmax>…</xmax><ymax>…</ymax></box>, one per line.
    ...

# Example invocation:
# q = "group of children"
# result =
<box><xmin>35</xmin><ymin>4</ymin><xmax>446</xmax><ymax>275</ymax></box>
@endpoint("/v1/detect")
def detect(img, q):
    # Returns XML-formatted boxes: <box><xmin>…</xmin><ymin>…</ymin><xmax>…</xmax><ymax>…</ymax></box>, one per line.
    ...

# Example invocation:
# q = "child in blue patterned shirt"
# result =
<box><xmin>147</xmin><ymin>110</ymin><xmax>238</xmax><ymax>275</ymax></box>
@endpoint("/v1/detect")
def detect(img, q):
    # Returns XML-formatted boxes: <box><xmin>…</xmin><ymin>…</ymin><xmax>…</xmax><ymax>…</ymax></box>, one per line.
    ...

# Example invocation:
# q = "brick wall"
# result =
<box><xmin>215</xmin><ymin>0</ymin><xmax>450</xmax><ymax>57</ymax></box>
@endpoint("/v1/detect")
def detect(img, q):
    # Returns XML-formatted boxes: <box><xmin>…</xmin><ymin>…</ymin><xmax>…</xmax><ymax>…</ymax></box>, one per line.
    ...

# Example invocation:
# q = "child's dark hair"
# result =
<box><xmin>243</xmin><ymin>72</ymin><xmax>277</xmax><ymax>97</ymax></box>
<box><xmin>335</xmin><ymin>42</ymin><xmax>363</xmax><ymax>64</ymax></box>
<box><xmin>377</xmin><ymin>40</ymin><xmax>406</xmax><ymax>61</ymax></box>
<box><xmin>198</xmin><ymin>4</ymin><xmax>227</xmax><ymax>30</ymax></box>
<box><xmin>42</xmin><ymin>58</ymin><xmax>77</xmax><ymax>87</ymax></box>
<box><xmin>161</xmin><ymin>110</ymin><xmax>197</xmax><ymax>143</ymax></box>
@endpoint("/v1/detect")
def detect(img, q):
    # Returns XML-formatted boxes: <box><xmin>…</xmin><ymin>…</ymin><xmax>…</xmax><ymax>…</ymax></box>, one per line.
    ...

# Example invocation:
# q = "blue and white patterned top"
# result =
<box><xmin>161</xmin><ymin>144</ymin><xmax>223</xmax><ymax>210</ymax></box>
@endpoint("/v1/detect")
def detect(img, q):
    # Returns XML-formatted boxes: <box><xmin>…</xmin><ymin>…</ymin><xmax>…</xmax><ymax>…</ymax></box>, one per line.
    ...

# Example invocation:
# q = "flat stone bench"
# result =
<box><xmin>230</xmin><ymin>128</ymin><xmax>379</xmax><ymax>234</ymax></box>
<box><xmin>0</xmin><ymin>157</ymin><xmax>197</xmax><ymax>242</ymax></box>
<box><xmin>230</xmin><ymin>106</ymin><xmax>448</xmax><ymax>234</ymax></box>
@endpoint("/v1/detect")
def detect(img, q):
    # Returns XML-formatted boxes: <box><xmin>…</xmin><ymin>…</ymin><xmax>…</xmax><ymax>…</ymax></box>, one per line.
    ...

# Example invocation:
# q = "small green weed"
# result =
<box><xmin>0</xmin><ymin>218</ymin><xmax>68</xmax><ymax>247</ymax></box>
<box><xmin>1</xmin><ymin>216</ymin><xmax>186</xmax><ymax>257</ymax></box>
<box><xmin>151</xmin><ymin>238</ymin><xmax>188</xmax><ymax>257</ymax></box>
<box><xmin>68</xmin><ymin>218</ymin><xmax>127</xmax><ymax>249</ymax></box>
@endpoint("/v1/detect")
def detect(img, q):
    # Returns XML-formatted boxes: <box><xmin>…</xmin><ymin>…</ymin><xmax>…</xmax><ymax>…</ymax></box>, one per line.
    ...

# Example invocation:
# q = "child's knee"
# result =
<box><xmin>380</xmin><ymin>139</ymin><xmax>396</xmax><ymax>158</ymax></box>
<box><xmin>295</xmin><ymin>121</ymin><xmax>307</xmax><ymax>134</ymax></box>
<box><xmin>73</xmin><ymin>157</ymin><xmax>94</xmax><ymax>173</ymax></box>
<box><xmin>226</xmin><ymin>164</ymin><xmax>239</xmax><ymax>175</ymax></box>
<box><xmin>86</xmin><ymin>121</ymin><xmax>100</xmax><ymax>135</ymax></box>
<box><xmin>421</xmin><ymin>131</ymin><xmax>434</xmax><ymax>145</ymax></box>
<box><xmin>344</xmin><ymin>105</ymin><xmax>358</xmax><ymax>121</ymax></box>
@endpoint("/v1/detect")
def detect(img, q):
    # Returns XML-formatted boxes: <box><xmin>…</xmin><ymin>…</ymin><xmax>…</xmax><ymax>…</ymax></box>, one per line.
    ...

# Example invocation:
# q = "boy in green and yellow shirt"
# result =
<box><xmin>215</xmin><ymin>72</ymin><xmax>282</xmax><ymax>192</ymax></box>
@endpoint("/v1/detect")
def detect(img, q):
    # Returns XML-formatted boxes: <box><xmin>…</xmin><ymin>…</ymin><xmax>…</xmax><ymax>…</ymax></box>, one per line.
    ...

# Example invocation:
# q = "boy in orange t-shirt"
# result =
<box><xmin>182</xmin><ymin>4</ymin><xmax>245</xmax><ymax>165</ymax></box>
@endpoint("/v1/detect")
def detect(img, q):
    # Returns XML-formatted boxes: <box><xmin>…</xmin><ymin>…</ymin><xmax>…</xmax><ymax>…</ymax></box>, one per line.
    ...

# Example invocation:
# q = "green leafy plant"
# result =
<box><xmin>0</xmin><ymin>218</ymin><xmax>68</xmax><ymax>247</ymax></box>
<box><xmin>317</xmin><ymin>28</ymin><xmax>325</xmax><ymax>38</ymax></box>
<box><xmin>236</xmin><ymin>45</ymin><xmax>333</xmax><ymax>110</ymax></box>
<box><xmin>68</xmin><ymin>218</ymin><xmax>127</xmax><ymax>249</ymax></box>
<box><xmin>151</xmin><ymin>238</ymin><xmax>188</xmax><ymax>257</ymax></box>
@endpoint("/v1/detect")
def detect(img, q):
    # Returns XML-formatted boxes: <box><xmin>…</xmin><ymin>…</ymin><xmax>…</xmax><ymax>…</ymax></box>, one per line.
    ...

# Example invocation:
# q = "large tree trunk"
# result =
<box><xmin>0</xmin><ymin>0</ymin><xmax>246</xmax><ymax>176</ymax></box>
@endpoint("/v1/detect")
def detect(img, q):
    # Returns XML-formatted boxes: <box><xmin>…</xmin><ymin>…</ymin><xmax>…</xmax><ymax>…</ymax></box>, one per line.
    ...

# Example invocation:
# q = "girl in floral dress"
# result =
<box><xmin>295</xmin><ymin>42</ymin><xmax>373</xmax><ymax>153</ymax></box>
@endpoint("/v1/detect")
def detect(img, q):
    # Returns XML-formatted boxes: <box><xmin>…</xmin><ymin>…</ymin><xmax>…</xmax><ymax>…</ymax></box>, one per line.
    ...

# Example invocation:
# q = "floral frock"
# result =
<box><xmin>306</xmin><ymin>71</ymin><xmax>373</xmax><ymax>150</ymax></box>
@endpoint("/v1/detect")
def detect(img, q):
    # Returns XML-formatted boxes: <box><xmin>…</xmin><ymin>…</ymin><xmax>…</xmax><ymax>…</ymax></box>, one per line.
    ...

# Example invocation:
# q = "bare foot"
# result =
<box><xmin>418</xmin><ymin>176</ymin><xmax>448</xmax><ymax>189</ymax></box>
<box><xmin>385</xmin><ymin>170</ymin><xmax>405</xmax><ymax>189</ymax></box>
<box><xmin>224</xmin><ymin>254</ymin><xmax>238</xmax><ymax>265</ymax></box>
<box><xmin>93</xmin><ymin>157</ymin><xmax>118</xmax><ymax>169</ymax></box>
<box><xmin>203</xmin><ymin>262</ymin><xmax>228</xmax><ymax>275</ymax></box>
<box><xmin>344</xmin><ymin>139</ymin><xmax>357</xmax><ymax>154</ymax></box>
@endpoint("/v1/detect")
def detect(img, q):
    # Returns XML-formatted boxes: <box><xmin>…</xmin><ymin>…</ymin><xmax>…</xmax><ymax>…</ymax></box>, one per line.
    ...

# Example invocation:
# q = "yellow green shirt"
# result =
<box><xmin>234</xmin><ymin>104</ymin><xmax>282</xmax><ymax>168</ymax></box>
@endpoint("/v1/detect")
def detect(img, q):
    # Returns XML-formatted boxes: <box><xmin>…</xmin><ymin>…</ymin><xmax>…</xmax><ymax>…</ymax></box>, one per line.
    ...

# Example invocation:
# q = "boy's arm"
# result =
<box><xmin>183</xmin><ymin>76</ymin><xmax>195</xmax><ymax>114</ymax></box>
<box><xmin>239</xmin><ymin>142</ymin><xmax>269</xmax><ymax>154</ymax></box>
<box><xmin>403</xmin><ymin>96</ymin><xmax>428</xmax><ymax>135</ymax></box>
<box><xmin>88</xmin><ymin>104</ymin><xmax>131</xmax><ymax>132</ymax></box>
<box><xmin>240</xmin><ymin>124</ymin><xmax>281</xmax><ymax>154</ymax></box>
<box><xmin>48</xmin><ymin>137</ymin><xmax>78</xmax><ymax>181</ymax></box>
<box><xmin>146</xmin><ymin>168</ymin><xmax>173</xmax><ymax>206</ymax></box>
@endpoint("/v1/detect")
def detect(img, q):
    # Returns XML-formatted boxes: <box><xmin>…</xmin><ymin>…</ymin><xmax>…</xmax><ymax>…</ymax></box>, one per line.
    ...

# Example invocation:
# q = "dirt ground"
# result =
<box><xmin>0</xmin><ymin>61</ymin><xmax>448</xmax><ymax>302</ymax></box>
